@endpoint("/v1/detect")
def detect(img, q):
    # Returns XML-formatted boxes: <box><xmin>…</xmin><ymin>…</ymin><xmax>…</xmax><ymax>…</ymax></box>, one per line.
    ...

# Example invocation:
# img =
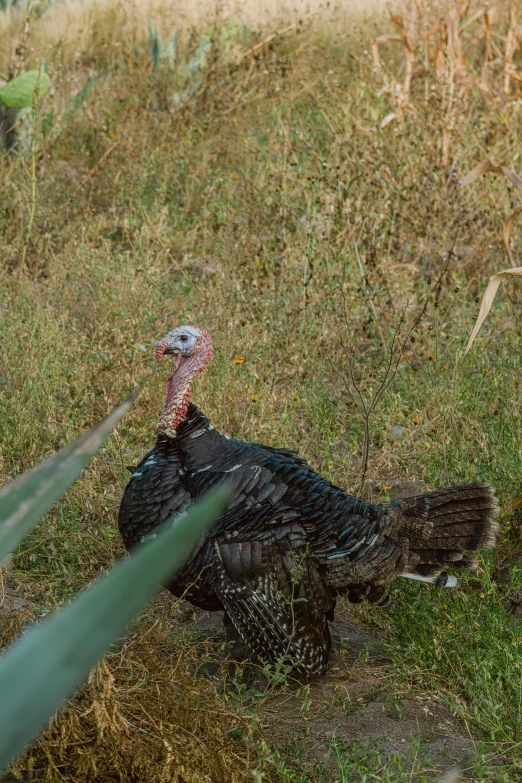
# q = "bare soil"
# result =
<box><xmin>261</xmin><ymin>607</ymin><xmax>474</xmax><ymax>773</ymax></box>
<box><xmin>187</xmin><ymin>598</ymin><xmax>474</xmax><ymax>778</ymax></box>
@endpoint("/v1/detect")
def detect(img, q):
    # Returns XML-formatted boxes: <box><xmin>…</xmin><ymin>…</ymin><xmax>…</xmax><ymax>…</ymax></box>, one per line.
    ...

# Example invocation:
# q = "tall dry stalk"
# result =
<box><xmin>374</xmin><ymin>0</ymin><xmax>522</xmax><ymax>165</ymax></box>
<box><xmin>504</xmin><ymin>0</ymin><xmax>520</xmax><ymax>94</ymax></box>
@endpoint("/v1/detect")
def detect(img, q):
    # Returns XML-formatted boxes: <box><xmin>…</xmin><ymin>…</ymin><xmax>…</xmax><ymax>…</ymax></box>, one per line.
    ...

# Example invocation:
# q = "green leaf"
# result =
<box><xmin>0</xmin><ymin>70</ymin><xmax>50</xmax><ymax>109</ymax></box>
<box><xmin>50</xmin><ymin>74</ymin><xmax>101</xmax><ymax>141</ymax></box>
<box><xmin>0</xmin><ymin>487</ymin><xmax>227</xmax><ymax>772</ymax></box>
<box><xmin>149</xmin><ymin>23</ymin><xmax>162</xmax><ymax>69</ymax></box>
<box><xmin>40</xmin><ymin>107</ymin><xmax>56</xmax><ymax>140</ymax></box>
<box><xmin>0</xmin><ymin>391</ymin><xmax>138</xmax><ymax>562</ymax></box>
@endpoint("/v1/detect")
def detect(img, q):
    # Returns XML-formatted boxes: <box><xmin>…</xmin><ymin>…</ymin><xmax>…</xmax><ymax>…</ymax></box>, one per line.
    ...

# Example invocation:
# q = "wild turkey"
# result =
<box><xmin>118</xmin><ymin>325</ymin><xmax>498</xmax><ymax>675</ymax></box>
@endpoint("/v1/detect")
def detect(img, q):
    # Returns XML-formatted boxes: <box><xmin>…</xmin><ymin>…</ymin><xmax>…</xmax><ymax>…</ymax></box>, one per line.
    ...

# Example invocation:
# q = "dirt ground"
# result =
<box><xmin>187</xmin><ymin>598</ymin><xmax>475</xmax><ymax>778</ymax></box>
<box><xmin>184</xmin><ymin>480</ymin><xmax>475</xmax><ymax>777</ymax></box>
<box><xmin>263</xmin><ymin>611</ymin><xmax>474</xmax><ymax>771</ymax></box>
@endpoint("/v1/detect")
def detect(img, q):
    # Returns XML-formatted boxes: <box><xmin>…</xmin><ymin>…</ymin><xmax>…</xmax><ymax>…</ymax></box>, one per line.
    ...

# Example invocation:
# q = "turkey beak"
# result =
<box><xmin>163</xmin><ymin>346</ymin><xmax>181</xmax><ymax>356</ymax></box>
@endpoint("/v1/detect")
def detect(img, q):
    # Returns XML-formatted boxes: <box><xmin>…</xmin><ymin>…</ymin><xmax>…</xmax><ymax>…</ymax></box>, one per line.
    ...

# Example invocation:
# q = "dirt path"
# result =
<box><xmin>261</xmin><ymin>605</ymin><xmax>473</xmax><ymax>775</ymax></box>
<box><xmin>187</xmin><ymin>598</ymin><xmax>474</xmax><ymax>780</ymax></box>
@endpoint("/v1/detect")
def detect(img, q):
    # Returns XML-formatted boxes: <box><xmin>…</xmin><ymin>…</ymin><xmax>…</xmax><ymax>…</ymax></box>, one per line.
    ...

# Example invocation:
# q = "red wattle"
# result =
<box><xmin>156</xmin><ymin>327</ymin><xmax>214</xmax><ymax>436</ymax></box>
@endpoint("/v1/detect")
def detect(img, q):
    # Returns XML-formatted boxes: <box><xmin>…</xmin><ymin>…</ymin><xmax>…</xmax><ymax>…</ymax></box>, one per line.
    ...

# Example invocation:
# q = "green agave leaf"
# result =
<box><xmin>0</xmin><ymin>70</ymin><xmax>50</xmax><ymax>109</ymax></box>
<box><xmin>0</xmin><ymin>488</ymin><xmax>227</xmax><ymax>772</ymax></box>
<box><xmin>0</xmin><ymin>390</ymin><xmax>138</xmax><ymax>562</ymax></box>
<box><xmin>53</xmin><ymin>74</ymin><xmax>102</xmax><ymax>139</ymax></box>
<box><xmin>149</xmin><ymin>22</ymin><xmax>161</xmax><ymax>69</ymax></box>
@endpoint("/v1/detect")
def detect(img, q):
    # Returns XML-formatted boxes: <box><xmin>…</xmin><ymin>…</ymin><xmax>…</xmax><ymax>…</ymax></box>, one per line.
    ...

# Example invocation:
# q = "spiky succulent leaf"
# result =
<box><xmin>0</xmin><ymin>488</ymin><xmax>226</xmax><ymax>772</ymax></box>
<box><xmin>0</xmin><ymin>391</ymin><xmax>138</xmax><ymax>562</ymax></box>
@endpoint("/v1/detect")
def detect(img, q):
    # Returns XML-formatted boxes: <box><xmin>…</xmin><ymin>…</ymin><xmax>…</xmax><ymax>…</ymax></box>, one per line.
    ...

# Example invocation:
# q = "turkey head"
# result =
<box><xmin>156</xmin><ymin>325</ymin><xmax>214</xmax><ymax>437</ymax></box>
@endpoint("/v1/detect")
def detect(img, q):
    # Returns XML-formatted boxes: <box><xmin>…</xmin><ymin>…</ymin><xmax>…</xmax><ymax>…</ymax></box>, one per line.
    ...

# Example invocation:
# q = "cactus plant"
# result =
<box><xmin>0</xmin><ymin>69</ymin><xmax>50</xmax><ymax>110</ymax></box>
<box><xmin>0</xmin><ymin>68</ymin><xmax>50</xmax><ymax>152</ymax></box>
<box><xmin>145</xmin><ymin>19</ymin><xmax>246</xmax><ymax>111</ymax></box>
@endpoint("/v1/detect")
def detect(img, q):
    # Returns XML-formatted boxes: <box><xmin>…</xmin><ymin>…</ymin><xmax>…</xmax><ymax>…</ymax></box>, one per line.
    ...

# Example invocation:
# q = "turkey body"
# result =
<box><xmin>119</xmin><ymin>403</ymin><xmax>497</xmax><ymax>675</ymax></box>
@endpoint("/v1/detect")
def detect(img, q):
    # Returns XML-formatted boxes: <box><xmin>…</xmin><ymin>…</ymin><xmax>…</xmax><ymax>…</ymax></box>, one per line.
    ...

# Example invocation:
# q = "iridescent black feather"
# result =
<box><xmin>118</xmin><ymin>404</ymin><xmax>498</xmax><ymax>675</ymax></box>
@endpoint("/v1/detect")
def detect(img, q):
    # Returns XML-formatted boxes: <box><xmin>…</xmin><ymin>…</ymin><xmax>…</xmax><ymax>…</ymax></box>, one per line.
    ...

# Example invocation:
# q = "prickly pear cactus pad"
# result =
<box><xmin>0</xmin><ymin>70</ymin><xmax>50</xmax><ymax>110</ymax></box>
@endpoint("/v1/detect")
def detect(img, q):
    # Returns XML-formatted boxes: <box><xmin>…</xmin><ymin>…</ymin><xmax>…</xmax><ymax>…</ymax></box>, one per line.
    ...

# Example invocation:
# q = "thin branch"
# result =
<box><xmin>62</xmin><ymin>140</ymin><xmax>119</xmax><ymax>209</ymax></box>
<box><xmin>355</xmin><ymin>244</ymin><xmax>387</xmax><ymax>350</ymax></box>
<box><xmin>335</xmin><ymin>285</ymin><xmax>419</xmax><ymax>498</ymax></box>
<box><xmin>340</xmin><ymin>288</ymin><xmax>369</xmax><ymax>415</ymax></box>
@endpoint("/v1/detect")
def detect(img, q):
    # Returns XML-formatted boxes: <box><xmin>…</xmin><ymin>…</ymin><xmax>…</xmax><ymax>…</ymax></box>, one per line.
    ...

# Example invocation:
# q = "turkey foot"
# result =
<box><xmin>223</xmin><ymin>612</ymin><xmax>250</xmax><ymax>660</ymax></box>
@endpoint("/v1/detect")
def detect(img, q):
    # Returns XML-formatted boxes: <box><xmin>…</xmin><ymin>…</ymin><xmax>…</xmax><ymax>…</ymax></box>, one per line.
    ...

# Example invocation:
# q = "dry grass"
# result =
<box><xmin>1</xmin><ymin>0</ymin><xmax>522</xmax><ymax>780</ymax></box>
<box><xmin>0</xmin><ymin>0</ymin><xmax>397</xmax><ymax>52</ymax></box>
<box><xmin>0</xmin><ymin>594</ymin><xmax>265</xmax><ymax>782</ymax></box>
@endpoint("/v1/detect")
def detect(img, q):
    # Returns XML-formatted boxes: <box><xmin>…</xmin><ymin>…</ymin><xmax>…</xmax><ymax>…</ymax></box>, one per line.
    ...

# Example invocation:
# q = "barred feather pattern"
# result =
<box><xmin>118</xmin><ymin>404</ymin><xmax>499</xmax><ymax>675</ymax></box>
<box><xmin>212</xmin><ymin>539</ymin><xmax>333</xmax><ymax>675</ymax></box>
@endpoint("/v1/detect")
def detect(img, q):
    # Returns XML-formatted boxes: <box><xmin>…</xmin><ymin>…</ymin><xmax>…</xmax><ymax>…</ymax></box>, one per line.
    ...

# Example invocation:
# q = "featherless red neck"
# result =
<box><xmin>155</xmin><ymin>325</ymin><xmax>214</xmax><ymax>437</ymax></box>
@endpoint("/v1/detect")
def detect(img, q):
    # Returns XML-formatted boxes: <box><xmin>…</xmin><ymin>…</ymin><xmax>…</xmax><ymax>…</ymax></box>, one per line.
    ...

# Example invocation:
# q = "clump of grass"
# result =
<box><xmin>368</xmin><ymin>560</ymin><xmax>522</xmax><ymax>782</ymax></box>
<box><xmin>385</xmin><ymin>564</ymin><xmax>522</xmax><ymax>738</ymax></box>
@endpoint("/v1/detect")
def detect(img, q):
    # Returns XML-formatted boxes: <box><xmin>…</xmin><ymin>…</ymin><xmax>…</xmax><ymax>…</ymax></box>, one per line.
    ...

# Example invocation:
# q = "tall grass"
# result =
<box><xmin>1</xmin><ymin>0</ymin><xmax>522</xmax><ymax>780</ymax></box>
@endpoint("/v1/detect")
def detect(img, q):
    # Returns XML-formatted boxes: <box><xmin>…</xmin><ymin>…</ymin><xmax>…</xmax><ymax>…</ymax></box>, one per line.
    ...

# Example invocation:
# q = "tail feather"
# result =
<box><xmin>402</xmin><ymin>572</ymin><xmax>458</xmax><ymax>587</ymax></box>
<box><xmin>429</xmin><ymin>502</ymin><xmax>499</xmax><ymax>520</ymax></box>
<box><xmin>398</xmin><ymin>482</ymin><xmax>498</xmax><ymax>580</ymax></box>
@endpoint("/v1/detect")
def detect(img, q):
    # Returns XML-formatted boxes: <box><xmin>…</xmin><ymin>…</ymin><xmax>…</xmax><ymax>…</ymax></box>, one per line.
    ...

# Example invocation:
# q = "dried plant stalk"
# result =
<box><xmin>464</xmin><ymin>266</ymin><xmax>522</xmax><ymax>355</ymax></box>
<box><xmin>461</xmin><ymin>159</ymin><xmax>522</xmax><ymax>191</ymax></box>
<box><xmin>503</xmin><ymin>207</ymin><xmax>522</xmax><ymax>267</ymax></box>
<box><xmin>373</xmin><ymin>0</ymin><xmax>522</xmax><ymax>162</ymax></box>
<box><xmin>462</xmin><ymin>159</ymin><xmax>522</xmax><ymax>267</ymax></box>
<box><xmin>504</xmin><ymin>0</ymin><xmax>519</xmax><ymax>94</ymax></box>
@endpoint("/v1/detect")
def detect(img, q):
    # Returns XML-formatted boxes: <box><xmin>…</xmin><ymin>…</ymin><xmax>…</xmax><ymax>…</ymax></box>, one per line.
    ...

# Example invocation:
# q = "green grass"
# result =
<box><xmin>386</xmin><ymin>569</ymin><xmax>522</xmax><ymax>741</ymax></box>
<box><xmin>2</xmin><ymin>1</ymin><xmax>522</xmax><ymax>780</ymax></box>
<box><xmin>257</xmin><ymin>737</ymin><xmax>435</xmax><ymax>783</ymax></box>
